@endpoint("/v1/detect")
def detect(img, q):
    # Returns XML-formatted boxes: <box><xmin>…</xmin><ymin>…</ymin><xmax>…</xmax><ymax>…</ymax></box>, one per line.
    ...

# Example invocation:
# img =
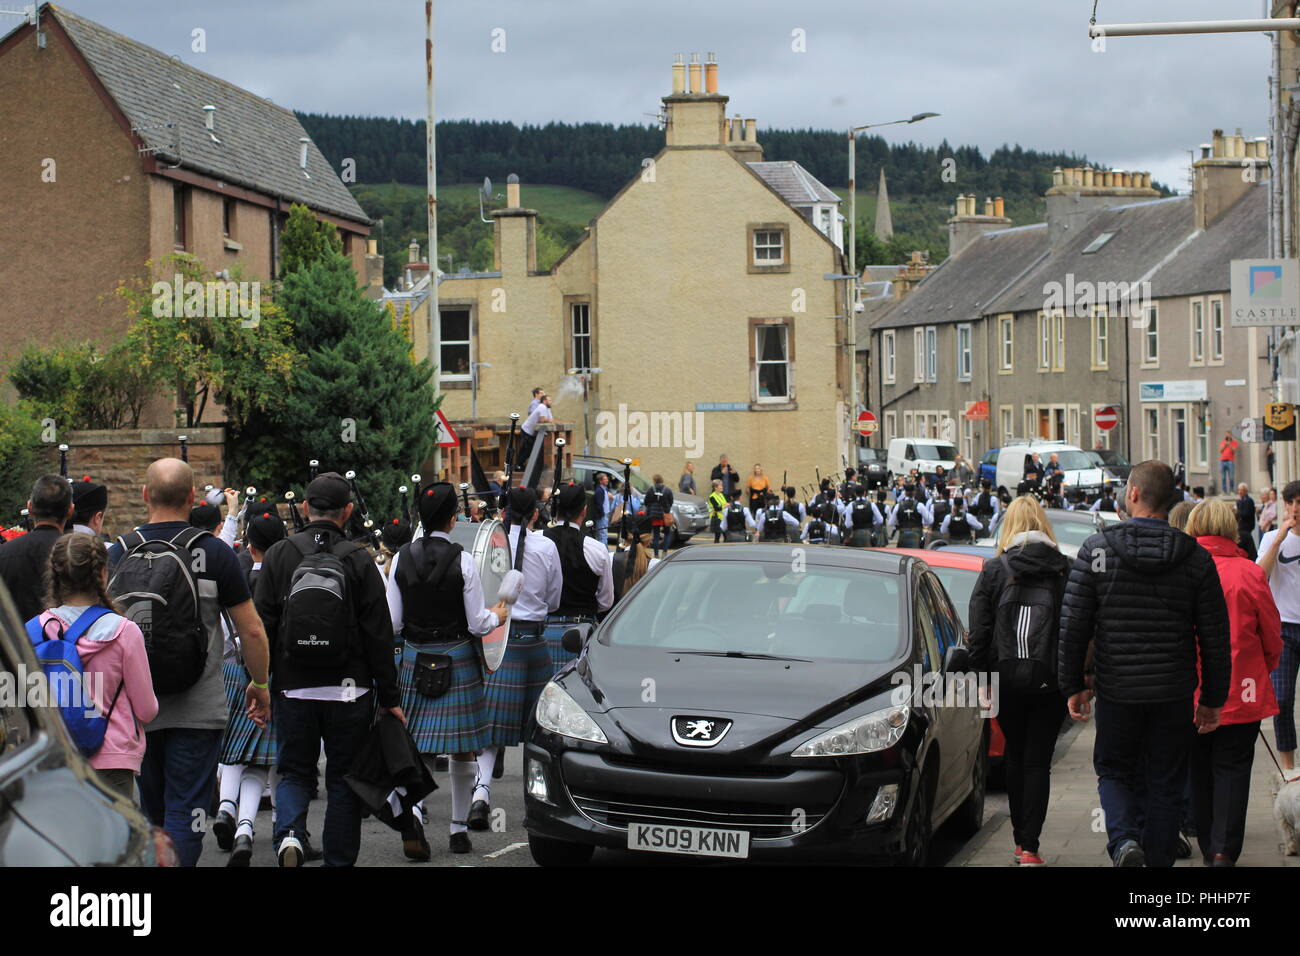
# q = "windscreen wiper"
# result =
<box><xmin>677</xmin><ymin>650</ymin><xmax>813</xmax><ymax>662</ymax></box>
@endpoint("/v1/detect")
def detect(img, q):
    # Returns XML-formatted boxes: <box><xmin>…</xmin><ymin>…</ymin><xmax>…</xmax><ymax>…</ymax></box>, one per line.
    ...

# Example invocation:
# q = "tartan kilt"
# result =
<box><xmin>482</xmin><ymin>625</ymin><xmax>552</xmax><ymax>747</ymax></box>
<box><xmin>220</xmin><ymin>660</ymin><xmax>277</xmax><ymax>767</ymax></box>
<box><xmin>543</xmin><ymin>615</ymin><xmax>597</xmax><ymax>676</ymax></box>
<box><xmin>399</xmin><ymin>638</ymin><xmax>489</xmax><ymax>755</ymax></box>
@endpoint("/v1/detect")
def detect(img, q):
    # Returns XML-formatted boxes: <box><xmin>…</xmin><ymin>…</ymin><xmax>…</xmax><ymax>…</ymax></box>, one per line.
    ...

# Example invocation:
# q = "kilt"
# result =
<box><xmin>543</xmin><ymin>614</ymin><xmax>598</xmax><ymax>676</ymax></box>
<box><xmin>482</xmin><ymin>621</ymin><xmax>552</xmax><ymax>747</ymax></box>
<box><xmin>219</xmin><ymin>660</ymin><xmax>277</xmax><ymax>767</ymax></box>
<box><xmin>399</xmin><ymin>638</ymin><xmax>489</xmax><ymax>756</ymax></box>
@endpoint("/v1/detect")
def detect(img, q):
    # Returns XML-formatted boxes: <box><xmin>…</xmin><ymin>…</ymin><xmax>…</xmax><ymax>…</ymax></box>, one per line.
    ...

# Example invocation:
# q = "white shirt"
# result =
<box><xmin>505</xmin><ymin>525</ymin><xmax>562</xmax><ymax>622</ymax></box>
<box><xmin>802</xmin><ymin>521</ymin><xmax>840</xmax><ymax>543</ymax></box>
<box><xmin>842</xmin><ymin>500</ymin><xmax>884</xmax><ymax>528</ymax></box>
<box><xmin>557</xmin><ymin>521</ymin><xmax>614</xmax><ymax>612</ymax></box>
<box><xmin>940</xmin><ymin>512</ymin><xmax>984</xmax><ymax>535</ymax></box>
<box><xmin>218</xmin><ymin>514</ymin><xmax>239</xmax><ymax>546</ymax></box>
<box><xmin>888</xmin><ymin>499</ymin><xmax>930</xmax><ymax>530</ymax></box>
<box><xmin>522</xmin><ymin>403</ymin><xmax>553</xmax><ymax>437</ymax></box>
<box><xmin>756</xmin><ymin>509</ymin><xmax>802</xmax><ymax>534</ymax></box>
<box><xmin>1259</xmin><ymin>529</ymin><xmax>1300</xmax><ymax>623</ymax></box>
<box><xmin>721</xmin><ymin>505</ymin><xmax>756</xmax><ymax>532</ymax></box>
<box><xmin>385</xmin><ymin>531</ymin><xmax>501</xmax><ymax>638</ymax></box>
<box><xmin>528</xmin><ymin>397</ymin><xmax>541</xmax><ymax>417</ymax></box>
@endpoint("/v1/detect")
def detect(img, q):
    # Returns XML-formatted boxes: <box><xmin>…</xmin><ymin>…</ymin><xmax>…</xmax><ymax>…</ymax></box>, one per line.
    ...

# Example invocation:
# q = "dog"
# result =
<box><xmin>1273</xmin><ymin>774</ymin><xmax>1300</xmax><ymax>855</ymax></box>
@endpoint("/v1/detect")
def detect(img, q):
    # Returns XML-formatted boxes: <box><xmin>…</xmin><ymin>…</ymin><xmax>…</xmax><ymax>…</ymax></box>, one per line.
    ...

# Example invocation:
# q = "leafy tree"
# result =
<box><xmin>9</xmin><ymin>341</ymin><xmax>163</xmax><ymax>430</ymax></box>
<box><xmin>0</xmin><ymin>400</ymin><xmax>45</xmax><ymax>523</ymax></box>
<box><xmin>118</xmin><ymin>254</ymin><xmax>297</xmax><ymax>427</ymax></box>
<box><xmin>280</xmin><ymin>202</ymin><xmax>343</xmax><ymax>276</ymax></box>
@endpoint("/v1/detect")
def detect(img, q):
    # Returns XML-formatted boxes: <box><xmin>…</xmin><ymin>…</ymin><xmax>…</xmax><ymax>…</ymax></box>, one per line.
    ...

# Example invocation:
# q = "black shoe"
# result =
<box><xmin>402</xmin><ymin>818</ymin><xmax>431</xmax><ymax>862</ymax></box>
<box><xmin>228</xmin><ymin>834</ymin><xmax>253</xmax><ymax>867</ymax></box>
<box><xmin>212</xmin><ymin>810</ymin><xmax>236</xmax><ymax>852</ymax></box>
<box><xmin>449</xmin><ymin>830</ymin><xmax>472</xmax><ymax>854</ymax></box>
<box><xmin>493</xmin><ymin>751</ymin><xmax>505</xmax><ymax>780</ymax></box>
<box><xmin>467</xmin><ymin>799</ymin><xmax>490</xmax><ymax>831</ymax></box>
<box><xmin>1113</xmin><ymin>839</ymin><xmax>1145</xmax><ymax>867</ymax></box>
<box><xmin>1175</xmin><ymin>832</ymin><xmax>1193</xmax><ymax>859</ymax></box>
<box><xmin>302</xmin><ymin>837</ymin><xmax>324</xmax><ymax>863</ymax></box>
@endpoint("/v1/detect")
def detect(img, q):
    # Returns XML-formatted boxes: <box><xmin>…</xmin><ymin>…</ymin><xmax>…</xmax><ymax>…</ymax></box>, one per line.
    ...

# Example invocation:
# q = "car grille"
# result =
<box><xmin>569</xmin><ymin>790</ymin><xmax>834</xmax><ymax>840</ymax></box>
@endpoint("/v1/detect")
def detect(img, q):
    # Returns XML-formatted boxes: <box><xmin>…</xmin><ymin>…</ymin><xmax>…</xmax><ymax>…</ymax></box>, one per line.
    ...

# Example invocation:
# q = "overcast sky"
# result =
<box><xmin>48</xmin><ymin>0</ymin><xmax>1276</xmax><ymax>193</ymax></box>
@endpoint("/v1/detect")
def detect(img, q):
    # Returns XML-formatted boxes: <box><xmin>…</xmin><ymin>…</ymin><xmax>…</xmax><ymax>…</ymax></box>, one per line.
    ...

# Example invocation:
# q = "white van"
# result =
<box><xmin>994</xmin><ymin>440</ymin><xmax>1110</xmax><ymax>496</ymax></box>
<box><xmin>887</xmin><ymin>437</ymin><xmax>958</xmax><ymax>481</ymax></box>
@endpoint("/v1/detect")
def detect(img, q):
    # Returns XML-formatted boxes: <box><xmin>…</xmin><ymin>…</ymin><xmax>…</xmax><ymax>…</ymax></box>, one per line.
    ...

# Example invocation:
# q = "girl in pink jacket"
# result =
<box><xmin>38</xmin><ymin>533</ymin><xmax>158</xmax><ymax>802</ymax></box>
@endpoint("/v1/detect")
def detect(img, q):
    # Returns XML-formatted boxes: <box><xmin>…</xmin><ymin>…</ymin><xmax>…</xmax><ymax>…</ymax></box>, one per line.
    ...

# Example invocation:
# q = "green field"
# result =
<box><xmin>359</xmin><ymin>182</ymin><xmax>609</xmax><ymax>227</ymax></box>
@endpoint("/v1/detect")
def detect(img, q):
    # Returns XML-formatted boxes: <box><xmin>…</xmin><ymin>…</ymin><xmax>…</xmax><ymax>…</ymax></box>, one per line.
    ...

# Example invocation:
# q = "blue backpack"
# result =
<box><xmin>25</xmin><ymin>607</ymin><xmax>122</xmax><ymax>756</ymax></box>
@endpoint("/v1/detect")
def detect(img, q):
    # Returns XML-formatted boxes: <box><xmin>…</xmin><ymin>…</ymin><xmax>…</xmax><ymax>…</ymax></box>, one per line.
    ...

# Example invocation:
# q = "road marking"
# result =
<box><xmin>484</xmin><ymin>841</ymin><xmax>528</xmax><ymax>859</ymax></box>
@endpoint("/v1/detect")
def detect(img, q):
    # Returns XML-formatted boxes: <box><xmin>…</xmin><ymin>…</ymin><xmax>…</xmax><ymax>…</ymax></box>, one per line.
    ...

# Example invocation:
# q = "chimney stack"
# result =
<box><xmin>1193</xmin><ymin>126</ymin><xmax>1269</xmax><ymax>230</ymax></box>
<box><xmin>1044</xmin><ymin>159</ymin><xmax>1159</xmax><ymax>251</ymax></box>
<box><xmin>664</xmin><ymin>51</ymin><xmax>733</xmax><ymax>150</ymax></box>
<box><xmin>364</xmin><ymin>238</ymin><xmax>384</xmax><ymax>290</ymax></box>
<box><xmin>948</xmin><ymin>192</ymin><xmax>1012</xmax><ymax>257</ymax></box>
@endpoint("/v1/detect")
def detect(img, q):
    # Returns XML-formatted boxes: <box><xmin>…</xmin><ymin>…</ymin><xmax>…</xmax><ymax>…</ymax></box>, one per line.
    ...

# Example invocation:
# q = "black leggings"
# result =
<box><xmin>996</xmin><ymin>690</ymin><xmax>1067</xmax><ymax>854</ymax></box>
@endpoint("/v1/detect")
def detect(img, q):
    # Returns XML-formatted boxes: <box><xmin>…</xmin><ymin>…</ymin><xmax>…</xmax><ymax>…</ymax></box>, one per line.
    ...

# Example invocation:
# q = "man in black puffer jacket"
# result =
<box><xmin>1059</xmin><ymin>460</ymin><xmax>1232</xmax><ymax>868</ymax></box>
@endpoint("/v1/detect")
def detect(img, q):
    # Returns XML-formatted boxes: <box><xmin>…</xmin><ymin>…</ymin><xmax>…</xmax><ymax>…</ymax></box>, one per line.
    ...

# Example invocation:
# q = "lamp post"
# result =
<box><xmin>845</xmin><ymin>112</ymin><xmax>938</xmax><ymax>458</ymax></box>
<box><xmin>568</xmin><ymin>367</ymin><xmax>602</xmax><ymax>456</ymax></box>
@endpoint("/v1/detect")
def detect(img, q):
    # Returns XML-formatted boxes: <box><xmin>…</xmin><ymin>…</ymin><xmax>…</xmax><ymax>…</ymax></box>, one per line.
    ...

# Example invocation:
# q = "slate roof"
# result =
<box><xmin>747</xmin><ymin>161</ymin><xmax>841</xmax><ymax>205</ymax></box>
<box><xmin>44</xmin><ymin>4</ymin><xmax>368</xmax><ymax>223</ymax></box>
<box><xmin>1148</xmin><ymin>183</ymin><xmax>1267</xmax><ymax>298</ymax></box>
<box><xmin>872</xmin><ymin>223</ymin><xmax>1049</xmax><ymax>330</ymax></box>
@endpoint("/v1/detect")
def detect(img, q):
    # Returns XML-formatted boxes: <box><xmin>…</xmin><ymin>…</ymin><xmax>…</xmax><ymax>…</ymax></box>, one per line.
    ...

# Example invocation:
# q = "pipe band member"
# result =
<box><xmin>890</xmin><ymin>487</ymin><xmax>927</xmax><ymax>548</ymax></box>
<box><xmin>845</xmin><ymin>485</ymin><xmax>883</xmax><ymax>547</ymax></box>
<box><xmin>802</xmin><ymin>502</ymin><xmax>840</xmax><ymax>545</ymax></box>
<box><xmin>385</xmin><ymin>482</ymin><xmax>506</xmax><ymax>857</ymax></box>
<box><xmin>940</xmin><ymin>498</ymin><xmax>982</xmax><ymax>543</ymax></box>
<box><xmin>757</xmin><ymin>492</ymin><xmax>800</xmax><ymax>542</ymax></box>
<box><xmin>541</xmin><ymin>484</ymin><xmax>614</xmax><ymax>676</ymax></box>
<box><xmin>471</xmin><ymin>487</ymin><xmax>561</xmax><ymax>833</ymax></box>
<box><xmin>722</xmin><ymin>489</ymin><xmax>756</xmax><ymax>542</ymax></box>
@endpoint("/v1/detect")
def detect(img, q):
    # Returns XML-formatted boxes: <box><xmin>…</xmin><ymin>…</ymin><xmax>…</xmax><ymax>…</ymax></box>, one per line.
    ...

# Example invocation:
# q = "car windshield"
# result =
<box><xmin>914</xmin><ymin>444</ymin><xmax>957</xmax><ymax>462</ymax></box>
<box><xmin>1096</xmin><ymin>449</ymin><xmax>1130</xmax><ymax>468</ymax></box>
<box><xmin>603</xmin><ymin>561</ymin><xmax>906</xmax><ymax>662</ymax></box>
<box><xmin>1048</xmin><ymin>451</ymin><xmax>1095</xmax><ymax>471</ymax></box>
<box><xmin>929</xmin><ymin>565</ymin><xmax>978</xmax><ymax>629</ymax></box>
<box><xmin>1048</xmin><ymin>516</ymin><xmax>1099</xmax><ymax>548</ymax></box>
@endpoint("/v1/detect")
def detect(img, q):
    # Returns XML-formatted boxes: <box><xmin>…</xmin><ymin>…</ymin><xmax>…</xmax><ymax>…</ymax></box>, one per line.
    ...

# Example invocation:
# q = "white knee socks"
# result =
<box><xmin>236</xmin><ymin>765</ymin><xmax>268</xmax><ymax>839</ymax></box>
<box><xmin>474</xmin><ymin>747</ymin><xmax>498</xmax><ymax>804</ymax></box>
<box><xmin>449</xmin><ymin>758</ymin><xmax>477</xmax><ymax>834</ymax></box>
<box><xmin>217</xmin><ymin>763</ymin><xmax>242</xmax><ymax>816</ymax></box>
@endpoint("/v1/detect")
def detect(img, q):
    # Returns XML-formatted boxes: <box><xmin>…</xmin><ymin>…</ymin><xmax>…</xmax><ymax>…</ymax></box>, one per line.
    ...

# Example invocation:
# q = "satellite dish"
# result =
<box><xmin>481</xmin><ymin>177</ymin><xmax>493</xmax><ymax>202</ymax></box>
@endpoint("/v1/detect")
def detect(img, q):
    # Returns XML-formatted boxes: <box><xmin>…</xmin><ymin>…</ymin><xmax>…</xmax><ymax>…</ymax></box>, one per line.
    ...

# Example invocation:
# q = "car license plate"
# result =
<box><xmin>627</xmin><ymin>823</ymin><xmax>749</xmax><ymax>859</ymax></box>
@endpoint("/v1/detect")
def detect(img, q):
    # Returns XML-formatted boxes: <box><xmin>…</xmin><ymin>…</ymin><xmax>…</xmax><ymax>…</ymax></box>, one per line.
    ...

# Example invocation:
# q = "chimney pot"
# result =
<box><xmin>203</xmin><ymin>104</ymin><xmax>216</xmax><ymax>131</ymax></box>
<box><xmin>672</xmin><ymin>53</ymin><xmax>686</xmax><ymax>94</ymax></box>
<box><xmin>705</xmin><ymin>51</ymin><xmax>718</xmax><ymax>94</ymax></box>
<box><xmin>688</xmin><ymin>52</ymin><xmax>701</xmax><ymax>94</ymax></box>
<box><xmin>1083</xmin><ymin>168</ymin><xmax>1095</xmax><ymax>187</ymax></box>
<box><xmin>1256</xmin><ymin>136</ymin><xmax>1270</xmax><ymax>160</ymax></box>
<box><xmin>408</xmin><ymin>240</ymin><xmax>420</xmax><ymax>264</ymax></box>
<box><xmin>506</xmin><ymin>172</ymin><xmax>521</xmax><ymax>207</ymax></box>
<box><xmin>298</xmin><ymin>136</ymin><xmax>310</xmax><ymax>170</ymax></box>
<box><xmin>367</xmin><ymin>238</ymin><xmax>378</xmax><ymax>255</ymax></box>
<box><xmin>994</xmin><ymin>196</ymin><xmax>1005</xmax><ymax>218</ymax></box>
<box><xmin>983</xmin><ymin>197</ymin><xmax>994</xmax><ymax>217</ymax></box>
<box><xmin>744</xmin><ymin>118</ymin><xmax>757</xmax><ymax>143</ymax></box>
<box><xmin>1052</xmin><ymin>167</ymin><xmax>1064</xmax><ymax>187</ymax></box>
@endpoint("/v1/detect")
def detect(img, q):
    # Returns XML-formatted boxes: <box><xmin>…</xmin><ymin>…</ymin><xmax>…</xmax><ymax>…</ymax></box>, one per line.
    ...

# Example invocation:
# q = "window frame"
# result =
<box><xmin>1000</xmin><ymin>405</ymin><xmax>1014</xmax><ymax>445</ymax></box>
<box><xmin>882</xmin><ymin>330</ymin><xmax>896</xmax><ymax>385</ymax></box>
<box><xmin>1190</xmin><ymin>299</ymin><xmax>1205</xmax><ymax>366</ymax></box>
<box><xmin>1142</xmin><ymin>304</ymin><xmax>1160</xmax><ymax>367</ymax></box>
<box><xmin>1038</xmin><ymin>313</ymin><xmax>1050</xmax><ymax>371</ymax></box>
<box><xmin>749</xmin><ymin>316</ymin><xmax>796</xmax><ymax>409</ymax></box>
<box><xmin>569</xmin><ymin>299</ymin><xmax>593</xmax><ymax>373</ymax></box>
<box><xmin>437</xmin><ymin>303</ymin><xmax>475</xmax><ymax>384</ymax></box>
<box><xmin>173</xmin><ymin>184</ymin><xmax>189</xmax><ymax>250</ymax></box>
<box><xmin>925</xmin><ymin>326</ymin><xmax>937</xmax><ymax>383</ymax></box>
<box><xmin>1052</xmin><ymin>310</ymin><xmax>1065</xmax><ymax>372</ymax></box>
<box><xmin>913</xmin><ymin>328</ymin><xmax>926</xmax><ymax>383</ymax></box>
<box><xmin>956</xmin><ymin>323</ymin><xmax>973</xmax><ymax>381</ymax></box>
<box><xmin>1209</xmin><ymin>297</ymin><xmax>1225</xmax><ymax>365</ymax></box>
<box><xmin>998</xmin><ymin>315</ymin><xmax>1014</xmax><ymax>373</ymax></box>
<box><xmin>884</xmin><ymin>410</ymin><xmax>897</xmax><ymax>445</ymax></box>
<box><xmin>747</xmin><ymin>222</ymin><xmax>791</xmax><ymax>274</ymax></box>
<box><xmin>1145</xmin><ymin>405</ymin><xmax>1161</xmax><ymax>460</ymax></box>
<box><xmin>1091</xmin><ymin>307</ymin><xmax>1109</xmax><ymax>370</ymax></box>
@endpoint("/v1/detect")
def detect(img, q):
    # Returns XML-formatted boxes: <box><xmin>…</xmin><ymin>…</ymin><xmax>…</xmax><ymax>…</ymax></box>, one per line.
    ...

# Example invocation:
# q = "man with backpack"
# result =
<box><xmin>0</xmin><ymin>474</ymin><xmax>74</xmax><ymax>624</ymax></box>
<box><xmin>757</xmin><ymin>492</ymin><xmax>800</xmax><ymax>542</ymax></box>
<box><xmin>941</xmin><ymin>496</ymin><xmax>981</xmax><ymax>544</ymax></box>
<box><xmin>843</xmin><ymin>486</ymin><xmax>882</xmax><ymax>547</ymax></box>
<box><xmin>106</xmin><ymin>458</ymin><xmax>271</xmax><ymax>867</ymax></box>
<box><xmin>889</xmin><ymin>484</ymin><xmax>928</xmax><ymax>549</ymax></box>
<box><xmin>253</xmin><ymin>471</ymin><xmax>403</xmax><ymax>867</ymax></box>
<box><xmin>721</xmin><ymin>489</ymin><xmax>755</xmax><ymax>542</ymax></box>
<box><xmin>1059</xmin><ymin>460</ymin><xmax>1232</xmax><ymax>867</ymax></box>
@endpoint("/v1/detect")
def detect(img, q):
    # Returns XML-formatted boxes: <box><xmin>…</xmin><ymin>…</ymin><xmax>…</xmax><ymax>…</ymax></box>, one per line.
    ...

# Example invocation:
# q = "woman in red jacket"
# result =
<box><xmin>1186</xmin><ymin>499</ymin><xmax>1283</xmax><ymax>866</ymax></box>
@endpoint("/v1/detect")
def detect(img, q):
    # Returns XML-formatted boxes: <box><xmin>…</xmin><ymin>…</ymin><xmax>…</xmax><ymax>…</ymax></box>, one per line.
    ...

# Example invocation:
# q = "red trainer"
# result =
<box><xmin>1013</xmin><ymin>845</ymin><xmax>1024</xmax><ymax>864</ymax></box>
<box><xmin>1018</xmin><ymin>850</ymin><xmax>1045</xmax><ymax>866</ymax></box>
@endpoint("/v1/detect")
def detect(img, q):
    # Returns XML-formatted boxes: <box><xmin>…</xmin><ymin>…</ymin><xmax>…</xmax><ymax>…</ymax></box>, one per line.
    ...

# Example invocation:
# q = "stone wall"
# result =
<box><xmin>41</xmin><ymin>427</ymin><xmax>226</xmax><ymax>538</ymax></box>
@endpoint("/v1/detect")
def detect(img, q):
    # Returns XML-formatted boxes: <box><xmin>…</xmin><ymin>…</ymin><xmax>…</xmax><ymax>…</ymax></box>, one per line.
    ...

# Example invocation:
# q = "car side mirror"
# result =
<box><xmin>943</xmin><ymin>644</ymin><xmax>970</xmax><ymax>674</ymax></box>
<box><xmin>562</xmin><ymin>623</ymin><xmax>594</xmax><ymax>654</ymax></box>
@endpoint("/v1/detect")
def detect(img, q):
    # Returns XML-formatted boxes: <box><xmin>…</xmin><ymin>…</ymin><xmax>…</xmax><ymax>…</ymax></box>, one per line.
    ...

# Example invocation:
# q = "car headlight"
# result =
<box><xmin>791</xmin><ymin>704</ymin><xmax>909</xmax><ymax>757</ymax></box>
<box><xmin>535</xmin><ymin>681</ymin><xmax>608</xmax><ymax>744</ymax></box>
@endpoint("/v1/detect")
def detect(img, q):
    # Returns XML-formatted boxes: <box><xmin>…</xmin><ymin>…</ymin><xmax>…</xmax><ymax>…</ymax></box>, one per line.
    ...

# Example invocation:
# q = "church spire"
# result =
<box><xmin>874</xmin><ymin>168</ymin><xmax>894</xmax><ymax>241</ymax></box>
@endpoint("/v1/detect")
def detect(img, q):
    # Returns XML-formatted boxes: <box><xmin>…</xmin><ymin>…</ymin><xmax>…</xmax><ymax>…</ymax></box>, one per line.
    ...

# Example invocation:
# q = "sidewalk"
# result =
<box><xmin>951</xmin><ymin>718</ymin><xmax>1299</xmax><ymax>867</ymax></box>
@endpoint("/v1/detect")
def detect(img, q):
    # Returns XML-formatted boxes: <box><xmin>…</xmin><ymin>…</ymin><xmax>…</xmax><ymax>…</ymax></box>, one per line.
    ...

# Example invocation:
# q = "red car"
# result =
<box><xmin>870</xmin><ymin>548</ymin><xmax>1005</xmax><ymax>765</ymax></box>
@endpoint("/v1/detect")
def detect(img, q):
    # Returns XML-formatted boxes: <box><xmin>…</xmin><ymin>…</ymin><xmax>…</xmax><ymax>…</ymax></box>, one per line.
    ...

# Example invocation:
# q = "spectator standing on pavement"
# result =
<box><xmin>968</xmin><ymin>496</ymin><xmax>1070</xmax><ymax>867</ymax></box>
<box><xmin>643</xmin><ymin>474</ymin><xmax>675</xmax><ymax>558</ymax></box>
<box><xmin>707</xmin><ymin>479</ymin><xmax>727</xmax><ymax>543</ymax></box>
<box><xmin>589</xmin><ymin>471</ymin><xmax>611</xmax><ymax>542</ymax></box>
<box><xmin>1259</xmin><ymin>488</ymin><xmax>1278</xmax><ymax>536</ymax></box>
<box><xmin>39</xmin><ymin>533</ymin><xmax>158</xmax><ymax>803</ymax></box>
<box><xmin>678</xmin><ymin>462</ymin><xmax>697</xmax><ymax>496</ymax></box>
<box><xmin>107</xmin><ymin>459</ymin><xmax>271</xmax><ymax>867</ymax></box>
<box><xmin>254</xmin><ymin>472</ymin><xmax>401</xmax><ymax>867</ymax></box>
<box><xmin>1235</xmin><ymin>484</ymin><xmax>1258</xmax><ymax>560</ymax></box>
<box><xmin>0</xmin><ymin>474</ymin><xmax>73</xmax><ymax>623</ymax></box>
<box><xmin>1257</xmin><ymin>479</ymin><xmax>1300</xmax><ymax>772</ymax></box>
<box><xmin>952</xmin><ymin>454</ymin><xmax>974</xmax><ymax>487</ymax></box>
<box><xmin>1186</xmin><ymin>498</ymin><xmax>1282</xmax><ymax>865</ymax></box>
<box><xmin>1219</xmin><ymin>433</ymin><xmax>1239</xmax><ymax>492</ymax></box>
<box><xmin>746</xmin><ymin>464</ymin><xmax>772</xmax><ymax>518</ymax></box>
<box><xmin>710</xmin><ymin>454</ymin><xmax>738</xmax><ymax>498</ymax></box>
<box><xmin>1059</xmin><ymin>460</ymin><xmax>1232</xmax><ymax>867</ymax></box>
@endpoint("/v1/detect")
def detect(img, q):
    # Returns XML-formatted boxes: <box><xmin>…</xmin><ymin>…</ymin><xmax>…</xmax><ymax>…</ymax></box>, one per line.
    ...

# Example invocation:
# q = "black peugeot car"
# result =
<box><xmin>523</xmin><ymin>545</ymin><xmax>986</xmax><ymax>865</ymax></box>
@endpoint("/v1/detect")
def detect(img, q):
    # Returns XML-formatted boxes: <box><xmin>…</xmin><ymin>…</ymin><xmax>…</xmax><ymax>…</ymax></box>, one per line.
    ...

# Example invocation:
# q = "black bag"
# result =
<box><xmin>281</xmin><ymin>533</ymin><xmax>361</xmax><ymax>669</ymax></box>
<box><xmin>992</xmin><ymin>553</ymin><xmax>1063</xmax><ymax>693</ymax></box>
<box><xmin>109</xmin><ymin>528</ymin><xmax>211</xmax><ymax>695</ymax></box>
<box><xmin>413</xmin><ymin>650</ymin><xmax>454</xmax><ymax>699</ymax></box>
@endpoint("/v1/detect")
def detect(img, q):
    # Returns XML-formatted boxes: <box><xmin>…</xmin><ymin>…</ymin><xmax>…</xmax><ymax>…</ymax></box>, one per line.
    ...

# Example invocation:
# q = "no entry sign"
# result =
<box><xmin>856</xmin><ymin>410</ymin><xmax>878</xmax><ymax>436</ymax></box>
<box><xmin>1095</xmin><ymin>406</ymin><xmax>1119</xmax><ymax>432</ymax></box>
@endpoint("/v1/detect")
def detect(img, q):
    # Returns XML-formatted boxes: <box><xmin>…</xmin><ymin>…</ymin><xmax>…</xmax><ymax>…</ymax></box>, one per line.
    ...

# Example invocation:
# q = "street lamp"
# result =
<box><xmin>845</xmin><ymin>112</ymin><xmax>938</xmax><ymax>459</ymax></box>
<box><xmin>471</xmin><ymin>362</ymin><xmax>491</xmax><ymax>420</ymax></box>
<box><xmin>567</xmin><ymin>367</ymin><xmax>602</xmax><ymax>456</ymax></box>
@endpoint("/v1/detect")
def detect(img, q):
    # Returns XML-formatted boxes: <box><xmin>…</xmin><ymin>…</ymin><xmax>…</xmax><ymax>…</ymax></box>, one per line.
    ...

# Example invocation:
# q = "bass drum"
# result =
<box><xmin>448</xmin><ymin>518</ymin><xmax>511</xmax><ymax>672</ymax></box>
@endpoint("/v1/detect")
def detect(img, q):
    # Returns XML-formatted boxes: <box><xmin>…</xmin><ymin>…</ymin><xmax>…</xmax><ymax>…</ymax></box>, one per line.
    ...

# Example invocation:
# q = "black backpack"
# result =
<box><xmin>992</xmin><ymin>553</ymin><xmax>1064</xmax><ymax>694</ymax></box>
<box><xmin>763</xmin><ymin>504</ymin><xmax>786</xmax><ymax>539</ymax></box>
<box><xmin>850</xmin><ymin>499</ymin><xmax>874</xmax><ymax>528</ymax></box>
<box><xmin>280</xmin><ymin>533</ymin><xmax>363</xmax><ymax>669</ymax></box>
<box><xmin>109</xmin><ymin>527</ymin><xmax>211</xmax><ymax>695</ymax></box>
<box><xmin>807</xmin><ymin>519</ymin><xmax>826</xmax><ymax>543</ymax></box>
